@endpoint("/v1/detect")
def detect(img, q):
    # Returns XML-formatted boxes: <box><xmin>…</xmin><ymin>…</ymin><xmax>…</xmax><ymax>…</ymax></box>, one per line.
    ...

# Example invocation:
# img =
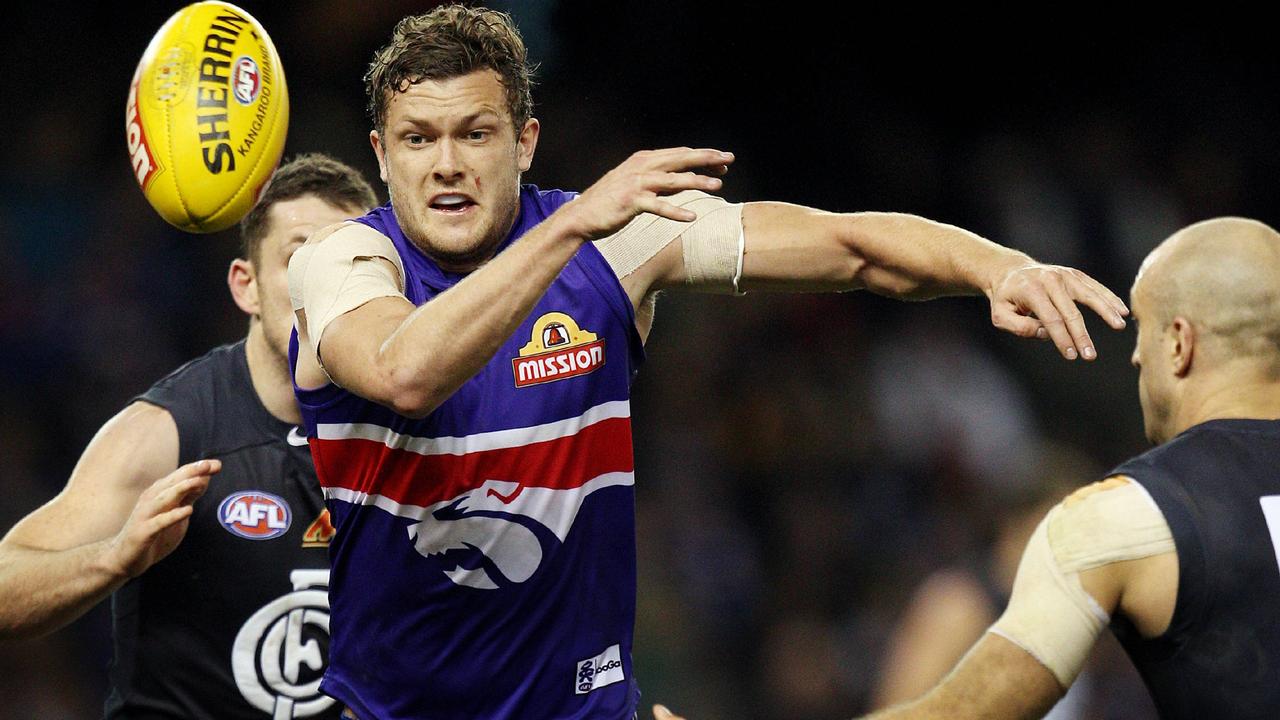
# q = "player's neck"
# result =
<box><xmin>244</xmin><ymin>322</ymin><xmax>302</xmax><ymax>425</ymax></box>
<box><xmin>1174</xmin><ymin>375</ymin><xmax>1280</xmax><ymax>437</ymax></box>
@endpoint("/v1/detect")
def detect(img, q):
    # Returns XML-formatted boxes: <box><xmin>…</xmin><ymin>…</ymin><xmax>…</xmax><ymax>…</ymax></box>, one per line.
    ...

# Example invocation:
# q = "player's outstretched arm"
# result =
<box><xmin>629</xmin><ymin>201</ymin><xmax>1128</xmax><ymax>360</ymax></box>
<box><xmin>296</xmin><ymin>148</ymin><xmax>733</xmax><ymax>418</ymax></box>
<box><xmin>0</xmin><ymin>402</ymin><xmax>219</xmax><ymax>639</ymax></box>
<box><xmin>861</xmin><ymin>633</ymin><xmax>1063</xmax><ymax>720</ymax></box>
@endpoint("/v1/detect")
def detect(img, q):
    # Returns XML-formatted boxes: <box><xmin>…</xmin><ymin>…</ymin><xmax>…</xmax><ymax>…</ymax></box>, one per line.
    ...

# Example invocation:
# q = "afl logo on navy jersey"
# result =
<box><xmin>219</xmin><ymin>491</ymin><xmax>292</xmax><ymax>540</ymax></box>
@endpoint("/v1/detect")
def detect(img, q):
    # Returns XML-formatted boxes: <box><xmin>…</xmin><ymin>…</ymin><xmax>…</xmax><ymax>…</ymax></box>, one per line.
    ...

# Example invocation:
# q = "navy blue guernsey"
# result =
<box><xmin>1109</xmin><ymin>419</ymin><xmax>1280</xmax><ymax>719</ymax></box>
<box><xmin>106</xmin><ymin>341</ymin><xmax>340</xmax><ymax>720</ymax></box>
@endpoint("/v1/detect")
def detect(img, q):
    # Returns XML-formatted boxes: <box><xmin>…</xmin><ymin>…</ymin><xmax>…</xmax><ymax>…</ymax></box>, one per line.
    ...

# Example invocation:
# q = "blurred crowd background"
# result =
<box><xmin>2</xmin><ymin>2</ymin><xmax>1277</xmax><ymax>717</ymax></box>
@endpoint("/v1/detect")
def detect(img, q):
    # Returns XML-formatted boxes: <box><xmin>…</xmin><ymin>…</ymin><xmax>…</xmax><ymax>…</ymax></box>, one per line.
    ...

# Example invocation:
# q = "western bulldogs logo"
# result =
<box><xmin>219</xmin><ymin>491</ymin><xmax>291</xmax><ymax>540</ymax></box>
<box><xmin>407</xmin><ymin>475</ymin><xmax>632</xmax><ymax>590</ymax></box>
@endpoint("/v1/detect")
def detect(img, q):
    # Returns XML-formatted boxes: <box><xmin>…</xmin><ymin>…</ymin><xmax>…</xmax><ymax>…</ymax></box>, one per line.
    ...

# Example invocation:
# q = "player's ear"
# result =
<box><xmin>370</xmin><ymin>129</ymin><xmax>389</xmax><ymax>184</ymax></box>
<box><xmin>228</xmin><ymin>257</ymin><xmax>261</xmax><ymax>316</ymax></box>
<box><xmin>516</xmin><ymin>118</ymin><xmax>539</xmax><ymax>173</ymax></box>
<box><xmin>1170</xmin><ymin>316</ymin><xmax>1195</xmax><ymax>377</ymax></box>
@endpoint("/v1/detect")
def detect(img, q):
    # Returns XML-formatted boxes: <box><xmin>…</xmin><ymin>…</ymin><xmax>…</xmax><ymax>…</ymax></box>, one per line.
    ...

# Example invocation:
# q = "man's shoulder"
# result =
<box><xmin>141</xmin><ymin>341</ymin><xmax>247</xmax><ymax>400</ymax></box>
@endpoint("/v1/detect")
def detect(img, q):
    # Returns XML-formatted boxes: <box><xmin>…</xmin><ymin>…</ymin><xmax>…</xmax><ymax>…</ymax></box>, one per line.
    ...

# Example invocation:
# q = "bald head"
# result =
<box><xmin>1133</xmin><ymin>217</ymin><xmax>1280</xmax><ymax>375</ymax></box>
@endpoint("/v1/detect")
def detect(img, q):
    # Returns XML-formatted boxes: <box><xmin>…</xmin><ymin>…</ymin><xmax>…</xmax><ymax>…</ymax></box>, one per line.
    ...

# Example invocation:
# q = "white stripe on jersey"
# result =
<box><xmin>314</xmin><ymin>400</ymin><xmax>631</xmax><ymax>457</ymax></box>
<box><xmin>323</xmin><ymin>471</ymin><xmax>636</xmax><ymax>530</ymax></box>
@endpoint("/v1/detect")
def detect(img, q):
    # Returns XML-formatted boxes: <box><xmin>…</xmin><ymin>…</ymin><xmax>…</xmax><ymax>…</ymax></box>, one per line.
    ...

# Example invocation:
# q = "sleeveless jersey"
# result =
<box><xmin>106</xmin><ymin>341</ymin><xmax>340</xmax><ymax>720</ymax></box>
<box><xmin>290</xmin><ymin>186</ymin><xmax>646</xmax><ymax>720</ymax></box>
<box><xmin>1109</xmin><ymin>418</ymin><xmax>1280</xmax><ymax>719</ymax></box>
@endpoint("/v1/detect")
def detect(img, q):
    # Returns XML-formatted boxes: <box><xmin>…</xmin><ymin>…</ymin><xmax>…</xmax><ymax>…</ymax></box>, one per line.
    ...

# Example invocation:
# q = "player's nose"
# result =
<box><xmin>432</xmin><ymin>138</ymin><xmax>464</xmax><ymax>183</ymax></box>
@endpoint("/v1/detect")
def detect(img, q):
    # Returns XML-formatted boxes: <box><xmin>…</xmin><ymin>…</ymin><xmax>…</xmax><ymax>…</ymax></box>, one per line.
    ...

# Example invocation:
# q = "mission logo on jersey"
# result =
<box><xmin>511</xmin><ymin>311</ymin><xmax>605</xmax><ymax>388</ymax></box>
<box><xmin>218</xmin><ymin>491</ymin><xmax>292</xmax><ymax>540</ymax></box>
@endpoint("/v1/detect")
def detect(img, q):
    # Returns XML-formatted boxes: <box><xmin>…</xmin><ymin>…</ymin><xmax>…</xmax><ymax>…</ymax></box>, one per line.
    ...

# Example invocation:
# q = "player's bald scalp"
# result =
<box><xmin>1134</xmin><ymin>217</ymin><xmax>1280</xmax><ymax>375</ymax></box>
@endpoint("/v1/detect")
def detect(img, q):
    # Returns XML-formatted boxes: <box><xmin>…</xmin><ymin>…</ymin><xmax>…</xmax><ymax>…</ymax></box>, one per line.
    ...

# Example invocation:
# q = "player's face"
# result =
<box><xmin>255</xmin><ymin>196</ymin><xmax>366</xmax><ymax>361</ymax></box>
<box><xmin>371</xmin><ymin>70</ymin><xmax>539</xmax><ymax>271</ymax></box>
<box><xmin>1130</xmin><ymin>286</ymin><xmax>1172</xmax><ymax>444</ymax></box>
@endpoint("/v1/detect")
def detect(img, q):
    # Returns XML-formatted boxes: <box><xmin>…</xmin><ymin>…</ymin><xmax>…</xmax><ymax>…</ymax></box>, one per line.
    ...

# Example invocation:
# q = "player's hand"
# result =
<box><xmin>653</xmin><ymin>704</ymin><xmax>687</xmax><ymax>720</ymax></box>
<box><xmin>562</xmin><ymin>147</ymin><xmax>734</xmax><ymax>240</ymax></box>
<box><xmin>102</xmin><ymin>459</ymin><xmax>221</xmax><ymax>579</ymax></box>
<box><xmin>987</xmin><ymin>262</ymin><xmax>1128</xmax><ymax>360</ymax></box>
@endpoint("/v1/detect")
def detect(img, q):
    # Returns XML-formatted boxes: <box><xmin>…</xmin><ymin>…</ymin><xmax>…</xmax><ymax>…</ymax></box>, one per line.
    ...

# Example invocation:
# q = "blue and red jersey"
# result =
<box><xmin>290</xmin><ymin>186</ymin><xmax>645</xmax><ymax>719</ymax></box>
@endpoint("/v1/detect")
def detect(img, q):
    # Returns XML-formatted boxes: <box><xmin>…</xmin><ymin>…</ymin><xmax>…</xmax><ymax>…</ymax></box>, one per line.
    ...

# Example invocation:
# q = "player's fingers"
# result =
<box><xmin>644</xmin><ymin>171</ymin><xmax>723</xmax><ymax>195</ymax></box>
<box><xmin>647</xmin><ymin>148</ymin><xmax>734</xmax><ymax>173</ymax></box>
<box><xmin>1062</xmin><ymin>272</ymin><xmax>1127</xmax><ymax>333</ymax></box>
<box><xmin>637</xmin><ymin>197</ymin><xmax>698</xmax><ymax>223</ymax></box>
<box><xmin>991</xmin><ymin>305</ymin><xmax>1046</xmax><ymax>339</ymax></box>
<box><xmin>159</xmin><ymin>459</ymin><xmax>222</xmax><ymax>488</ymax></box>
<box><xmin>1018</xmin><ymin>287</ymin><xmax>1079</xmax><ymax>360</ymax></box>
<box><xmin>150</xmin><ymin>476</ymin><xmax>211</xmax><ymax>514</ymax></box>
<box><xmin>653</xmin><ymin>704</ymin><xmax>685</xmax><ymax>720</ymax></box>
<box><xmin>1069</xmin><ymin>270</ymin><xmax>1129</xmax><ymax>327</ymax></box>
<box><xmin>1041</xmin><ymin>274</ymin><xmax>1096</xmax><ymax>360</ymax></box>
<box><xmin>145</xmin><ymin>505</ymin><xmax>194</xmax><ymax>536</ymax></box>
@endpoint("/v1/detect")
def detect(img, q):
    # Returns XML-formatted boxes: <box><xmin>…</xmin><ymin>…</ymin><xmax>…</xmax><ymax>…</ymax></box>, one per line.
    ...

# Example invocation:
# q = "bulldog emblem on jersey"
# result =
<box><xmin>407</xmin><ymin>475</ymin><xmax>630</xmax><ymax>590</ymax></box>
<box><xmin>511</xmin><ymin>312</ymin><xmax>606</xmax><ymax>388</ymax></box>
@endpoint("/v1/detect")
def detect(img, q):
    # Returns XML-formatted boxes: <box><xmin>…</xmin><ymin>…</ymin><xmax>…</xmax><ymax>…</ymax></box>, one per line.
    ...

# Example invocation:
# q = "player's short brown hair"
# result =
<box><xmin>365</xmin><ymin>5</ymin><xmax>535</xmax><ymax>134</ymax></box>
<box><xmin>239</xmin><ymin>153</ymin><xmax>378</xmax><ymax>262</ymax></box>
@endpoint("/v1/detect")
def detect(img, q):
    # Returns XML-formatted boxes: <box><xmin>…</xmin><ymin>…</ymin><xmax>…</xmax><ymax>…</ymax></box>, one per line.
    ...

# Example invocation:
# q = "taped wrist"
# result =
<box><xmin>594</xmin><ymin>190</ymin><xmax>745</xmax><ymax>294</ymax></box>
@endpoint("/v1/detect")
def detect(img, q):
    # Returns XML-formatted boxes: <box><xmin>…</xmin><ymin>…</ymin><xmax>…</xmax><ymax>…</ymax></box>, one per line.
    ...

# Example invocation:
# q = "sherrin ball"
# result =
<box><xmin>126</xmin><ymin>1</ymin><xmax>288</xmax><ymax>233</ymax></box>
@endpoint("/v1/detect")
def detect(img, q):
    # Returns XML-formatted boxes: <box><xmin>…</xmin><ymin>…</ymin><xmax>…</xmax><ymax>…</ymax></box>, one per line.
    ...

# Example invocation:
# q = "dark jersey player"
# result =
<box><xmin>854</xmin><ymin>217</ymin><xmax>1280</xmax><ymax>720</ymax></box>
<box><xmin>0</xmin><ymin>154</ymin><xmax>377</xmax><ymax>719</ymax></box>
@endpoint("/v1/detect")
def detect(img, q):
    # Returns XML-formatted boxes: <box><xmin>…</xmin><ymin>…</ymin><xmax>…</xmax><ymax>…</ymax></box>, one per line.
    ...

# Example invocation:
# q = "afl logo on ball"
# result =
<box><xmin>219</xmin><ymin>491</ymin><xmax>292</xmax><ymax>540</ymax></box>
<box><xmin>232</xmin><ymin>56</ymin><xmax>261</xmax><ymax>105</ymax></box>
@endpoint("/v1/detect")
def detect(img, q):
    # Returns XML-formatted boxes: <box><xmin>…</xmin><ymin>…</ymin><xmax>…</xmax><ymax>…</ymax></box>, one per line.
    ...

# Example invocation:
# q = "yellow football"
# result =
<box><xmin>127</xmin><ymin>1</ymin><xmax>288</xmax><ymax>233</ymax></box>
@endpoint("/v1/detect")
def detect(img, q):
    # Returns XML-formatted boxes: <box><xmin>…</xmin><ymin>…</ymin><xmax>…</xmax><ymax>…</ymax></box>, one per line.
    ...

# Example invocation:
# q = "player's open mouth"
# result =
<box><xmin>429</xmin><ymin>194</ymin><xmax>476</xmax><ymax>214</ymax></box>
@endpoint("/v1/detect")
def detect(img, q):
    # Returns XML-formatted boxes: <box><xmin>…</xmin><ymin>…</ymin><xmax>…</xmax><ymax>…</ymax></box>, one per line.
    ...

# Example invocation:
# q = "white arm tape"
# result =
<box><xmin>593</xmin><ymin>190</ymin><xmax>745</xmax><ymax>294</ymax></box>
<box><xmin>989</xmin><ymin>476</ymin><xmax>1175</xmax><ymax>688</ymax></box>
<box><xmin>287</xmin><ymin>223</ymin><xmax>406</xmax><ymax>359</ymax></box>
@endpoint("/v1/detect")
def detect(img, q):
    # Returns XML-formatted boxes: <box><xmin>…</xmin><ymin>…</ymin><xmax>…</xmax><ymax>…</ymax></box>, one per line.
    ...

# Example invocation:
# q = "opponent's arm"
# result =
<box><xmin>0</xmin><ymin>402</ymin><xmax>219</xmax><ymax>638</ymax></box>
<box><xmin>621</xmin><ymin>201</ymin><xmax>1128</xmax><ymax>360</ymax></box>
<box><xmin>859</xmin><ymin>478</ymin><xmax>1177</xmax><ymax>720</ymax></box>
<box><xmin>294</xmin><ymin>148</ymin><xmax>732</xmax><ymax>418</ymax></box>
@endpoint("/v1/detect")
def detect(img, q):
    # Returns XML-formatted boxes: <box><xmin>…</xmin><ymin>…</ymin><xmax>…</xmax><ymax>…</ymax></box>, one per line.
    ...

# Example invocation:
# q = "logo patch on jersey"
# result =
<box><xmin>219</xmin><ymin>491</ymin><xmax>292</xmax><ymax>540</ymax></box>
<box><xmin>232</xmin><ymin>569</ymin><xmax>333</xmax><ymax>718</ymax></box>
<box><xmin>301</xmin><ymin>510</ymin><xmax>335</xmax><ymax>548</ymax></box>
<box><xmin>409</xmin><ymin>474</ymin><xmax>632</xmax><ymax>590</ymax></box>
<box><xmin>574</xmin><ymin>643</ymin><xmax>625</xmax><ymax>695</ymax></box>
<box><xmin>511</xmin><ymin>312</ymin><xmax>606</xmax><ymax>388</ymax></box>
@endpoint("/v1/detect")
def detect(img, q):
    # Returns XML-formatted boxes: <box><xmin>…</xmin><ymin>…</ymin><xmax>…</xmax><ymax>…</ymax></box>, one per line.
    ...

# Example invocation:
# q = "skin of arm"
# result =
<box><xmin>873</xmin><ymin>571</ymin><xmax>999</xmax><ymax>708</ymax></box>
<box><xmin>620</xmin><ymin>202</ymin><xmax>1130</xmax><ymax>361</ymax></box>
<box><xmin>859</xmin><ymin>538</ymin><xmax>1177</xmax><ymax>720</ymax></box>
<box><xmin>301</xmin><ymin>147</ymin><xmax>733</xmax><ymax>418</ymax></box>
<box><xmin>0</xmin><ymin>402</ymin><xmax>218</xmax><ymax>639</ymax></box>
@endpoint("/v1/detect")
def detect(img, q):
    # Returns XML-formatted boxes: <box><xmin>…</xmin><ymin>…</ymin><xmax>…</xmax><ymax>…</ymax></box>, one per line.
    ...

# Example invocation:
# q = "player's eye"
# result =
<box><xmin>406</xmin><ymin>134</ymin><xmax>428</xmax><ymax>146</ymax></box>
<box><xmin>466</xmin><ymin>129</ymin><xmax>489</xmax><ymax>142</ymax></box>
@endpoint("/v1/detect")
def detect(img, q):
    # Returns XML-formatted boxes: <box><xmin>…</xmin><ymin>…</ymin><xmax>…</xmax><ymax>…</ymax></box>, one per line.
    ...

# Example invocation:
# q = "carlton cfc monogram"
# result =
<box><xmin>511</xmin><ymin>312</ymin><xmax>606</xmax><ymax>388</ymax></box>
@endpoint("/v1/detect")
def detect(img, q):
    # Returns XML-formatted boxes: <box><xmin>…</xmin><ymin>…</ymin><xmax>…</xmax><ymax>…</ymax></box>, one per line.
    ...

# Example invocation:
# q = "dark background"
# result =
<box><xmin>1</xmin><ymin>2</ymin><xmax>1276</xmax><ymax>717</ymax></box>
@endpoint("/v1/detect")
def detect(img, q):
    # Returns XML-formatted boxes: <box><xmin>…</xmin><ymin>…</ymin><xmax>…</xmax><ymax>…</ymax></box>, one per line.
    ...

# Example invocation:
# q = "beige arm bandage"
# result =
<box><xmin>989</xmin><ymin>477</ymin><xmax>1175</xmax><ymax>688</ymax></box>
<box><xmin>593</xmin><ymin>190</ymin><xmax>745</xmax><ymax>294</ymax></box>
<box><xmin>287</xmin><ymin>223</ymin><xmax>406</xmax><ymax>359</ymax></box>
